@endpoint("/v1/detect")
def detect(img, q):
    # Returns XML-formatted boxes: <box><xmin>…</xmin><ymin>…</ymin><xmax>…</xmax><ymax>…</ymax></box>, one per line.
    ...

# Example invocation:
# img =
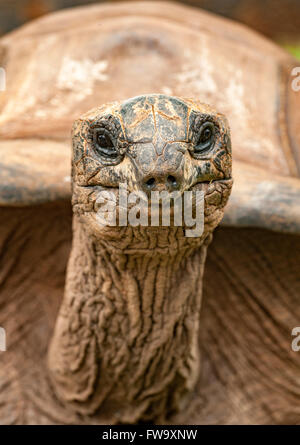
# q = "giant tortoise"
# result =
<box><xmin>0</xmin><ymin>1</ymin><xmax>299</xmax><ymax>425</ymax></box>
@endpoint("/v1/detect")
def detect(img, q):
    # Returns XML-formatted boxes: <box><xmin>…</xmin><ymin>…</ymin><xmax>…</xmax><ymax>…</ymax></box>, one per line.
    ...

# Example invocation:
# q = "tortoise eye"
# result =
<box><xmin>195</xmin><ymin>122</ymin><xmax>215</xmax><ymax>152</ymax></box>
<box><xmin>94</xmin><ymin>129</ymin><xmax>118</xmax><ymax>158</ymax></box>
<box><xmin>97</xmin><ymin>133</ymin><xmax>114</xmax><ymax>149</ymax></box>
<box><xmin>200</xmin><ymin>127</ymin><xmax>212</xmax><ymax>143</ymax></box>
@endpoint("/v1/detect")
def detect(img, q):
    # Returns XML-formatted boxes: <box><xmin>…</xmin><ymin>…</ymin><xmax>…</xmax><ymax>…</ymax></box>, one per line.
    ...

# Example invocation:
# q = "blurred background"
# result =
<box><xmin>0</xmin><ymin>0</ymin><xmax>299</xmax><ymax>58</ymax></box>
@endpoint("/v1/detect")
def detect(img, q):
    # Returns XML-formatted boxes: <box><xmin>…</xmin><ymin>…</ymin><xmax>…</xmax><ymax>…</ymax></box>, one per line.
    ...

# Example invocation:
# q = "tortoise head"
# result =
<box><xmin>72</xmin><ymin>94</ymin><xmax>232</xmax><ymax>245</ymax></box>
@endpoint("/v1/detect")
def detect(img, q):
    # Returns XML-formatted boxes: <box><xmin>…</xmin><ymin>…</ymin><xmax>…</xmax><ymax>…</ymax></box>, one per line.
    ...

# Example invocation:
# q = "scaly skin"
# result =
<box><xmin>48</xmin><ymin>95</ymin><xmax>232</xmax><ymax>423</ymax></box>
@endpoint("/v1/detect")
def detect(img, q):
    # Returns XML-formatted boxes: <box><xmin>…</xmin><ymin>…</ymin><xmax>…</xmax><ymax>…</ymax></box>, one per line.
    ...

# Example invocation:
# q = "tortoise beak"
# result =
<box><xmin>129</xmin><ymin>141</ymin><xmax>187</xmax><ymax>196</ymax></box>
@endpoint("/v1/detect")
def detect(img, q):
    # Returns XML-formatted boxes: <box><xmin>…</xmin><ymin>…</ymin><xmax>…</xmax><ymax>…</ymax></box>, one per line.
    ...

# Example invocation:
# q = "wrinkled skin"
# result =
<box><xmin>48</xmin><ymin>95</ymin><xmax>232</xmax><ymax>423</ymax></box>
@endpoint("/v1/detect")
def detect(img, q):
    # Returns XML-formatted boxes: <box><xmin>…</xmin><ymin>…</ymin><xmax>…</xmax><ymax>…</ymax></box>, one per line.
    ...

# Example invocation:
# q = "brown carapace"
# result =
<box><xmin>0</xmin><ymin>1</ymin><xmax>300</xmax><ymax>426</ymax></box>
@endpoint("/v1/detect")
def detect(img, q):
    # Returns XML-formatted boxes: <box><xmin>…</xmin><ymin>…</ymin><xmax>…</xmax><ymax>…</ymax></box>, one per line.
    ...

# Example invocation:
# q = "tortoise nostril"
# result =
<box><xmin>167</xmin><ymin>175</ymin><xmax>177</xmax><ymax>188</ymax></box>
<box><xmin>145</xmin><ymin>177</ymin><xmax>156</xmax><ymax>189</ymax></box>
<box><xmin>143</xmin><ymin>175</ymin><xmax>180</xmax><ymax>191</ymax></box>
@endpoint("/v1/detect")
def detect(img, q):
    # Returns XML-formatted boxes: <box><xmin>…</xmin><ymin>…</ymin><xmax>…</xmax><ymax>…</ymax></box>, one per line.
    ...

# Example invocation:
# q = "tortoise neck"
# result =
<box><xmin>48</xmin><ymin>218</ymin><xmax>211</xmax><ymax>423</ymax></box>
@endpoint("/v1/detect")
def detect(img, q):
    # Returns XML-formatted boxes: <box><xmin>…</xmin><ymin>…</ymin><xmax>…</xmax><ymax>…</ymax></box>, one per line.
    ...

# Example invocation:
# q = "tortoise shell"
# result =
<box><xmin>1</xmin><ymin>2</ymin><xmax>300</xmax><ymax>426</ymax></box>
<box><xmin>0</xmin><ymin>1</ymin><xmax>299</xmax><ymax>232</ymax></box>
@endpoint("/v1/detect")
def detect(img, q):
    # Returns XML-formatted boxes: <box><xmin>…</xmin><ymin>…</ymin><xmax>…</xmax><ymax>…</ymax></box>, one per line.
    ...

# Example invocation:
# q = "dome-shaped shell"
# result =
<box><xmin>0</xmin><ymin>1</ymin><xmax>299</xmax><ymax>232</ymax></box>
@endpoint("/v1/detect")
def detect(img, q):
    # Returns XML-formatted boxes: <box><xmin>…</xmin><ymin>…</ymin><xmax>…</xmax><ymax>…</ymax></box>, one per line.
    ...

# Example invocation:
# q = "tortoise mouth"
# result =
<box><xmin>76</xmin><ymin>177</ymin><xmax>233</xmax><ymax>211</ymax></box>
<box><xmin>79</xmin><ymin>176</ymin><xmax>232</xmax><ymax>191</ymax></box>
<box><xmin>74</xmin><ymin>177</ymin><xmax>232</xmax><ymax>233</ymax></box>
